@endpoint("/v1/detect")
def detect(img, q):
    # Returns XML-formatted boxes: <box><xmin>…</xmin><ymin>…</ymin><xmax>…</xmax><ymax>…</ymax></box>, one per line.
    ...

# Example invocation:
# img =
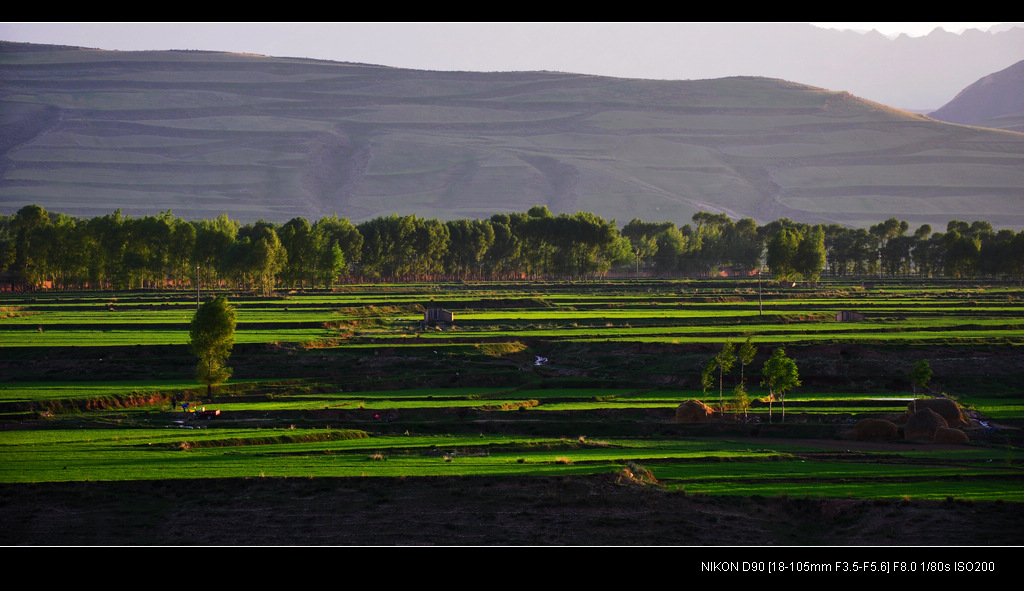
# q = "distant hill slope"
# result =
<box><xmin>2</xmin><ymin>42</ymin><xmax>1023</xmax><ymax>229</ymax></box>
<box><xmin>929</xmin><ymin>59</ymin><xmax>1024</xmax><ymax>132</ymax></box>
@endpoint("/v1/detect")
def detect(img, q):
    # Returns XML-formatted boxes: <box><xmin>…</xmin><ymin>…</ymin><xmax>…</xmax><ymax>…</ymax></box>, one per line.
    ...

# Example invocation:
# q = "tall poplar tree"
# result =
<box><xmin>189</xmin><ymin>296</ymin><xmax>236</xmax><ymax>396</ymax></box>
<box><xmin>761</xmin><ymin>348</ymin><xmax>801</xmax><ymax>423</ymax></box>
<box><xmin>712</xmin><ymin>340</ymin><xmax>736</xmax><ymax>411</ymax></box>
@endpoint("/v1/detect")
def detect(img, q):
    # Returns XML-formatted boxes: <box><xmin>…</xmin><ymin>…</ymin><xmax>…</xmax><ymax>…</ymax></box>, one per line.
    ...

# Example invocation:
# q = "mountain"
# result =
<box><xmin>929</xmin><ymin>59</ymin><xmax>1024</xmax><ymax>132</ymax></box>
<box><xmin>774</xmin><ymin>24</ymin><xmax>1024</xmax><ymax>111</ymax></box>
<box><xmin>573</xmin><ymin>23</ymin><xmax>1024</xmax><ymax>112</ymax></box>
<box><xmin>8</xmin><ymin>23</ymin><xmax>1024</xmax><ymax>111</ymax></box>
<box><xmin>1</xmin><ymin>42</ymin><xmax>1023</xmax><ymax>229</ymax></box>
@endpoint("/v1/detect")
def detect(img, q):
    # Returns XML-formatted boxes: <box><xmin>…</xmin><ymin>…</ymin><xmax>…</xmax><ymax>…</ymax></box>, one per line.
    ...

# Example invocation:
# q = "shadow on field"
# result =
<box><xmin>2</xmin><ymin>475</ymin><xmax>1023</xmax><ymax>546</ymax></box>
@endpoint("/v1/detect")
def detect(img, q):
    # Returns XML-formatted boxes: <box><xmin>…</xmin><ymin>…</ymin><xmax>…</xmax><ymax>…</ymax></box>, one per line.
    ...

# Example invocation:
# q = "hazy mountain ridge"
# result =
<box><xmin>602</xmin><ymin>23</ymin><xmax>1024</xmax><ymax>112</ymax></box>
<box><xmin>1</xmin><ymin>41</ymin><xmax>1023</xmax><ymax>229</ymax></box>
<box><xmin>762</xmin><ymin>24</ymin><xmax>1024</xmax><ymax>111</ymax></box>
<box><xmin>928</xmin><ymin>59</ymin><xmax>1024</xmax><ymax>132</ymax></box>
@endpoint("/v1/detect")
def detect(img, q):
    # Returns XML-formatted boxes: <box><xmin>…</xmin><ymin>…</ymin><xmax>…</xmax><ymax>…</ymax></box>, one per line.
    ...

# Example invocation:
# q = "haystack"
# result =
<box><xmin>854</xmin><ymin>418</ymin><xmax>899</xmax><ymax>442</ymax></box>
<box><xmin>907</xmin><ymin>398</ymin><xmax>966</xmax><ymax>427</ymax></box>
<box><xmin>904</xmin><ymin>408</ymin><xmax>948</xmax><ymax>441</ymax></box>
<box><xmin>933</xmin><ymin>426</ymin><xmax>969</xmax><ymax>445</ymax></box>
<box><xmin>615</xmin><ymin>462</ymin><xmax>660</xmax><ymax>486</ymax></box>
<box><xmin>675</xmin><ymin>399</ymin><xmax>714</xmax><ymax>422</ymax></box>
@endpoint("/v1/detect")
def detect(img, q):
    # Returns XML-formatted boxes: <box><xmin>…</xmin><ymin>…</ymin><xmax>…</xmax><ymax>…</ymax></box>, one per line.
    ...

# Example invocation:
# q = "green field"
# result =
<box><xmin>4</xmin><ymin>279</ymin><xmax>1023</xmax><ymax>347</ymax></box>
<box><xmin>2</xmin><ymin>278</ymin><xmax>1023</xmax><ymax>545</ymax></box>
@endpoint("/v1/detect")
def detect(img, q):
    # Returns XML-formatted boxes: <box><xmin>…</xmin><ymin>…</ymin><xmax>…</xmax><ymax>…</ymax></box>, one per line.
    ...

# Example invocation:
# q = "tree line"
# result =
<box><xmin>2</xmin><ymin>204</ymin><xmax>1023</xmax><ymax>292</ymax></box>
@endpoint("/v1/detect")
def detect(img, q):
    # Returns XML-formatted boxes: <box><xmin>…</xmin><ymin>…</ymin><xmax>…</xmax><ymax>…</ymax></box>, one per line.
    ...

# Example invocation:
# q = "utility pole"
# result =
<box><xmin>196</xmin><ymin>264</ymin><xmax>200</xmax><ymax>310</ymax></box>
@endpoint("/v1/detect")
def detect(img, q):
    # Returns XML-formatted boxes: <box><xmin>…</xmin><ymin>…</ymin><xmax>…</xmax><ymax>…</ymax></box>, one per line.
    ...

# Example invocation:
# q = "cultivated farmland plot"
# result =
<box><xmin>2</xmin><ymin>278</ymin><xmax>1023</xmax><ymax>545</ymax></box>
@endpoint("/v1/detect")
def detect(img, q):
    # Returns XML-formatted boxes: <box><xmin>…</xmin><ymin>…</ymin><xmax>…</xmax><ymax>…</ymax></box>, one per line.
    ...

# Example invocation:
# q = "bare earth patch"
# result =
<box><xmin>2</xmin><ymin>474</ymin><xmax>1022</xmax><ymax>546</ymax></box>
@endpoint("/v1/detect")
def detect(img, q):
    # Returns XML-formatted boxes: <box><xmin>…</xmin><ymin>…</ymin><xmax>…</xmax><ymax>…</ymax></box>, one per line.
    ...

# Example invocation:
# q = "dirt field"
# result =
<box><xmin>2</xmin><ymin>473</ymin><xmax>1023</xmax><ymax>547</ymax></box>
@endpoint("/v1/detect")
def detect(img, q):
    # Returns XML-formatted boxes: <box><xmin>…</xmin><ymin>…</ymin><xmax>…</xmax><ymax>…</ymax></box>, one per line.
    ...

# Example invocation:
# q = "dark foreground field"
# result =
<box><xmin>3</xmin><ymin>475</ymin><xmax>1023</xmax><ymax>546</ymax></box>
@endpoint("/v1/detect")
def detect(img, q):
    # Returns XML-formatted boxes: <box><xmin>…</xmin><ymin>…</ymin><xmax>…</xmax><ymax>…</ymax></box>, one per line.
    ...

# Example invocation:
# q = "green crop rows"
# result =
<box><xmin>2</xmin><ymin>278</ymin><xmax>1024</xmax><ymax>503</ymax></box>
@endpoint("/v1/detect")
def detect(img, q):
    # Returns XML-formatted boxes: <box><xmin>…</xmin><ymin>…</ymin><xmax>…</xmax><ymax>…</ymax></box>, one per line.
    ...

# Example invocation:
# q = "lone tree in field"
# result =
<box><xmin>909</xmin><ymin>359</ymin><xmax>933</xmax><ymax>413</ymax></box>
<box><xmin>910</xmin><ymin>359</ymin><xmax>932</xmax><ymax>395</ymax></box>
<box><xmin>189</xmin><ymin>295</ymin><xmax>236</xmax><ymax>396</ymax></box>
<box><xmin>761</xmin><ymin>347</ymin><xmax>800</xmax><ymax>423</ymax></box>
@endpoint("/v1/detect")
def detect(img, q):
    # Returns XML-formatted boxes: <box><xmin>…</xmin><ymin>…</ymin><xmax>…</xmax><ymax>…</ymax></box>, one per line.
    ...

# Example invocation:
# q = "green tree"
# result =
<box><xmin>712</xmin><ymin>340</ymin><xmax>736</xmax><ymax>410</ymax></box>
<box><xmin>652</xmin><ymin>225</ymin><xmax>688</xmax><ymax>274</ymax></box>
<box><xmin>700</xmin><ymin>358</ymin><xmax>715</xmax><ymax>406</ymax></box>
<box><xmin>410</xmin><ymin>217</ymin><xmax>450</xmax><ymax>280</ymax></box>
<box><xmin>194</xmin><ymin>213</ymin><xmax>238</xmax><ymax>290</ymax></box>
<box><xmin>250</xmin><ymin>226</ymin><xmax>287</xmax><ymax>296</ymax></box>
<box><xmin>167</xmin><ymin>217</ymin><xmax>197</xmax><ymax>290</ymax></box>
<box><xmin>726</xmin><ymin>217</ymin><xmax>763</xmax><ymax>274</ymax></box>
<box><xmin>189</xmin><ymin>295</ymin><xmax>236</xmax><ymax>396</ymax></box>
<box><xmin>444</xmin><ymin>218</ymin><xmax>495</xmax><ymax>279</ymax></box>
<box><xmin>910</xmin><ymin>359</ymin><xmax>932</xmax><ymax>395</ymax></box>
<box><xmin>732</xmin><ymin>383</ymin><xmax>751</xmax><ymax>420</ymax></box>
<box><xmin>317</xmin><ymin>240</ymin><xmax>346</xmax><ymax>288</ymax></box>
<box><xmin>483</xmin><ymin>215</ymin><xmax>521</xmax><ymax>279</ymax></box>
<box><xmin>621</xmin><ymin>217</ymin><xmax>667</xmax><ymax>275</ymax></box>
<box><xmin>794</xmin><ymin>225</ymin><xmax>826</xmax><ymax>283</ymax></box>
<box><xmin>766</xmin><ymin>227</ymin><xmax>800</xmax><ymax>283</ymax></box>
<box><xmin>761</xmin><ymin>347</ymin><xmax>800</xmax><ymax>423</ymax></box>
<box><xmin>278</xmin><ymin>217</ymin><xmax>316</xmax><ymax>288</ymax></box>
<box><xmin>9</xmin><ymin>204</ymin><xmax>51</xmax><ymax>289</ymax></box>
<box><xmin>943</xmin><ymin>224</ymin><xmax>980</xmax><ymax>279</ymax></box>
<box><xmin>736</xmin><ymin>337</ymin><xmax>756</xmax><ymax>388</ymax></box>
<box><xmin>357</xmin><ymin>214</ymin><xmax>417</xmax><ymax>280</ymax></box>
<box><xmin>314</xmin><ymin>215</ymin><xmax>363</xmax><ymax>271</ymax></box>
